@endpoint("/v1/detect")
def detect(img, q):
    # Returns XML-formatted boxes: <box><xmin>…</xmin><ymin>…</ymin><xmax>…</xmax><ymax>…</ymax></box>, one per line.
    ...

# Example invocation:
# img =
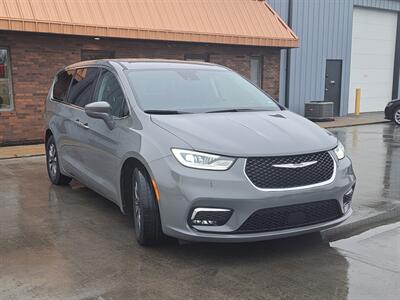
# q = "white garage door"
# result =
<box><xmin>349</xmin><ymin>7</ymin><xmax>398</xmax><ymax>113</ymax></box>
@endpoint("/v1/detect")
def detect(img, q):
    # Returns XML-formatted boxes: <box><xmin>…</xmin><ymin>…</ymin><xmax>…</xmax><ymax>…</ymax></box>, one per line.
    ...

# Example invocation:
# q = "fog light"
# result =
<box><xmin>190</xmin><ymin>208</ymin><xmax>233</xmax><ymax>226</ymax></box>
<box><xmin>343</xmin><ymin>186</ymin><xmax>354</xmax><ymax>213</ymax></box>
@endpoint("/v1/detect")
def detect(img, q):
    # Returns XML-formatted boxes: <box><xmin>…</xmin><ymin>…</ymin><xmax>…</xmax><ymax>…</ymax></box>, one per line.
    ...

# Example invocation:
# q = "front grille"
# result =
<box><xmin>245</xmin><ymin>151</ymin><xmax>334</xmax><ymax>189</ymax></box>
<box><xmin>236</xmin><ymin>199</ymin><xmax>342</xmax><ymax>233</ymax></box>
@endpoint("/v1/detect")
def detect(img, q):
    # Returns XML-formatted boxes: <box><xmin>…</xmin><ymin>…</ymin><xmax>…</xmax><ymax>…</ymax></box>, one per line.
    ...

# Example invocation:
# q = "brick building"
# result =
<box><xmin>0</xmin><ymin>0</ymin><xmax>298</xmax><ymax>145</ymax></box>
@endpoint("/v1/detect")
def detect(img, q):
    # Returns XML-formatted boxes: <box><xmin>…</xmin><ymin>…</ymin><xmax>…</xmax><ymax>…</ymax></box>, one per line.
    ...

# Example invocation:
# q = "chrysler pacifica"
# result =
<box><xmin>45</xmin><ymin>60</ymin><xmax>356</xmax><ymax>245</ymax></box>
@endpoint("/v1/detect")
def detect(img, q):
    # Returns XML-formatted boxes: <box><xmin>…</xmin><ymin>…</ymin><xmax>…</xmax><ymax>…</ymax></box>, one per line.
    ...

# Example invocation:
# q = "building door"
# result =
<box><xmin>349</xmin><ymin>7</ymin><xmax>397</xmax><ymax>113</ymax></box>
<box><xmin>324</xmin><ymin>60</ymin><xmax>342</xmax><ymax>116</ymax></box>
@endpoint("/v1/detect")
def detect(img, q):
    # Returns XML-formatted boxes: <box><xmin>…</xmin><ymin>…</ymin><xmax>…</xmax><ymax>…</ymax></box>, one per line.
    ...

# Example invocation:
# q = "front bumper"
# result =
<box><xmin>149</xmin><ymin>152</ymin><xmax>356</xmax><ymax>242</ymax></box>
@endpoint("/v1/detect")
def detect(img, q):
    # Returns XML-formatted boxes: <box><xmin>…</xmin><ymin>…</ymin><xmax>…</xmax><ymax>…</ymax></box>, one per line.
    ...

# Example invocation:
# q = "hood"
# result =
<box><xmin>151</xmin><ymin>111</ymin><xmax>338</xmax><ymax>157</ymax></box>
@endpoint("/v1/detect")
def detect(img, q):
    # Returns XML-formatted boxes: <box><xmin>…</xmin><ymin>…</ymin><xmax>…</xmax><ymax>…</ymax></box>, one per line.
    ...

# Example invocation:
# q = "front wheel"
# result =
<box><xmin>46</xmin><ymin>136</ymin><xmax>72</xmax><ymax>185</ymax></box>
<box><xmin>394</xmin><ymin>107</ymin><xmax>400</xmax><ymax>125</ymax></box>
<box><xmin>132</xmin><ymin>168</ymin><xmax>163</xmax><ymax>246</ymax></box>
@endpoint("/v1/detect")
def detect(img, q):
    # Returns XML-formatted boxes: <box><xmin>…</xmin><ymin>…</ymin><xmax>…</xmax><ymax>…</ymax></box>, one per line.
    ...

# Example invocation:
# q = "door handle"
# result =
<box><xmin>74</xmin><ymin>119</ymin><xmax>89</xmax><ymax>129</ymax></box>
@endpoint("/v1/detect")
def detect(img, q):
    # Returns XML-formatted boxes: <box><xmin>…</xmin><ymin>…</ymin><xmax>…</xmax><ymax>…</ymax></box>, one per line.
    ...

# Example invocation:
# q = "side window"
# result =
<box><xmin>94</xmin><ymin>70</ymin><xmax>129</xmax><ymax>118</ymax></box>
<box><xmin>67</xmin><ymin>67</ymin><xmax>99</xmax><ymax>107</ymax></box>
<box><xmin>52</xmin><ymin>70</ymin><xmax>74</xmax><ymax>102</ymax></box>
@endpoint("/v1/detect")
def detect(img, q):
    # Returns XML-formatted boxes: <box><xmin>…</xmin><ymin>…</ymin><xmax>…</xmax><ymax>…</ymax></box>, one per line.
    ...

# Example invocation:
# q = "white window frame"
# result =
<box><xmin>0</xmin><ymin>47</ymin><xmax>14</xmax><ymax>111</ymax></box>
<box><xmin>250</xmin><ymin>56</ymin><xmax>263</xmax><ymax>88</ymax></box>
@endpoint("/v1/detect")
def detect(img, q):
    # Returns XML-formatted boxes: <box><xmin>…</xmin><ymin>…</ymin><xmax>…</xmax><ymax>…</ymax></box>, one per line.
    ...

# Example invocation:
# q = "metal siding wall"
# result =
<box><xmin>268</xmin><ymin>0</ymin><xmax>400</xmax><ymax>115</ymax></box>
<box><xmin>268</xmin><ymin>0</ymin><xmax>354</xmax><ymax>115</ymax></box>
<box><xmin>289</xmin><ymin>0</ymin><xmax>353</xmax><ymax>115</ymax></box>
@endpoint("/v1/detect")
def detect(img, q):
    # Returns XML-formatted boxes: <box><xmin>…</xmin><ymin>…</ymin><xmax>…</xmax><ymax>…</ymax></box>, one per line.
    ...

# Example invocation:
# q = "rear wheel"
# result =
<box><xmin>394</xmin><ymin>107</ymin><xmax>400</xmax><ymax>125</ymax></box>
<box><xmin>132</xmin><ymin>167</ymin><xmax>163</xmax><ymax>246</ymax></box>
<box><xmin>46</xmin><ymin>135</ymin><xmax>72</xmax><ymax>185</ymax></box>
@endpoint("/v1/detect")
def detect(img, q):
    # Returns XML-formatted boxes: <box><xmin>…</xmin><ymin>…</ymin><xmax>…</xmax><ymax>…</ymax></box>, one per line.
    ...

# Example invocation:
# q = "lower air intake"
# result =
<box><xmin>236</xmin><ymin>199</ymin><xmax>342</xmax><ymax>233</ymax></box>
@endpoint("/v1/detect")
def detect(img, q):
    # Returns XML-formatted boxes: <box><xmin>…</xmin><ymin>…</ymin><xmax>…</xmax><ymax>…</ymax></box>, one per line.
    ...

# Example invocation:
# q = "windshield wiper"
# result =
<box><xmin>205</xmin><ymin>108</ymin><xmax>271</xmax><ymax>113</ymax></box>
<box><xmin>144</xmin><ymin>110</ymin><xmax>191</xmax><ymax>115</ymax></box>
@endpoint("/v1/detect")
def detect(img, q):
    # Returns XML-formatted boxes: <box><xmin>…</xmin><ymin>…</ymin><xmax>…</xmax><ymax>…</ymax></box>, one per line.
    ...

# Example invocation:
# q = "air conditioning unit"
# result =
<box><xmin>304</xmin><ymin>101</ymin><xmax>334</xmax><ymax>121</ymax></box>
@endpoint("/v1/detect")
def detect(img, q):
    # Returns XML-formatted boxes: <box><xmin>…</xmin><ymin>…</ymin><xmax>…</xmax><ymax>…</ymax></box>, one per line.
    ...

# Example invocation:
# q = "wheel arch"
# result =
<box><xmin>393</xmin><ymin>103</ymin><xmax>400</xmax><ymax>113</ymax></box>
<box><xmin>120</xmin><ymin>156</ymin><xmax>152</xmax><ymax>216</ymax></box>
<box><xmin>45</xmin><ymin>128</ymin><xmax>53</xmax><ymax>145</ymax></box>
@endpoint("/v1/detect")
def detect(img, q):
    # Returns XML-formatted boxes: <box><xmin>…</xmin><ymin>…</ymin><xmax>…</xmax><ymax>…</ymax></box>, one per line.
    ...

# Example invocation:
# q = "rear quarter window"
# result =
<box><xmin>52</xmin><ymin>70</ymin><xmax>74</xmax><ymax>102</ymax></box>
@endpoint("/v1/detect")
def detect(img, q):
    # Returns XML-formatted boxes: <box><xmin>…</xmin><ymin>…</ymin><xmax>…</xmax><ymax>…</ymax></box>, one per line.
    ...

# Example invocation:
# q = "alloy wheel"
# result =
<box><xmin>395</xmin><ymin>109</ymin><xmax>400</xmax><ymax>125</ymax></box>
<box><xmin>48</xmin><ymin>143</ymin><xmax>58</xmax><ymax>177</ymax></box>
<box><xmin>133</xmin><ymin>178</ymin><xmax>142</xmax><ymax>235</ymax></box>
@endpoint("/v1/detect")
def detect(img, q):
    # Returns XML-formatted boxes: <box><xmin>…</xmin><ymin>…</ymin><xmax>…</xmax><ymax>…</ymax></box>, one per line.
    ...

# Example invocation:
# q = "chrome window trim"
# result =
<box><xmin>243</xmin><ymin>152</ymin><xmax>337</xmax><ymax>192</ymax></box>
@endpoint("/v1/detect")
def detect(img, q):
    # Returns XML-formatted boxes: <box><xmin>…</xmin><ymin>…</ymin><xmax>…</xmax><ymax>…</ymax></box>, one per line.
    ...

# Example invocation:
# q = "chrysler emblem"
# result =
<box><xmin>272</xmin><ymin>161</ymin><xmax>318</xmax><ymax>169</ymax></box>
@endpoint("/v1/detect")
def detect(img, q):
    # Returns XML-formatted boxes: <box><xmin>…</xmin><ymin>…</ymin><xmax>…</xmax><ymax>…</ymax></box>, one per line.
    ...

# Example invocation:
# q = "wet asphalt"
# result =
<box><xmin>0</xmin><ymin>123</ymin><xmax>399</xmax><ymax>299</ymax></box>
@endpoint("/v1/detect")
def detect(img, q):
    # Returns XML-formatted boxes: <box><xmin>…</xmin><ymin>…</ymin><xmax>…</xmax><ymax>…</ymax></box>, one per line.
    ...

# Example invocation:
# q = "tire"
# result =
<box><xmin>132</xmin><ymin>167</ymin><xmax>163</xmax><ymax>246</ymax></box>
<box><xmin>394</xmin><ymin>106</ymin><xmax>400</xmax><ymax>125</ymax></box>
<box><xmin>46</xmin><ymin>135</ymin><xmax>72</xmax><ymax>185</ymax></box>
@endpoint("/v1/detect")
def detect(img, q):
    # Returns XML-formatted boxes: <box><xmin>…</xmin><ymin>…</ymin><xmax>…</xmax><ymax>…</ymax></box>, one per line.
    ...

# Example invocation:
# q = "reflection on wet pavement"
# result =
<box><xmin>330</xmin><ymin>124</ymin><xmax>400</xmax><ymax>221</ymax></box>
<box><xmin>331</xmin><ymin>222</ymin><xmax>400</xmax><ymax>300</ymax></box>
<box><xmin>0</xmin><ymin>123</ymin><xmax>399</xmax><ymax>299</ymax></box>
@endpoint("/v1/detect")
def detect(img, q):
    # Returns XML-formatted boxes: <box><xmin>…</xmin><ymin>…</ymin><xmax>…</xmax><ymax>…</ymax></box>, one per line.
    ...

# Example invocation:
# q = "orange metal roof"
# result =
<box><xmin>0</xmin><ymin>0</ymin><xmax>298</xmax><ymax>48</ymax></box>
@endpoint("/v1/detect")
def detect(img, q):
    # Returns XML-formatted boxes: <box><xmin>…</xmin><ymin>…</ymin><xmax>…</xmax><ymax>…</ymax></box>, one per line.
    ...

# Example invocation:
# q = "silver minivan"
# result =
<box><xmin>45</xmin><ymin>59</ymin><xmax>356</xmax><ymax>245</ymax></box>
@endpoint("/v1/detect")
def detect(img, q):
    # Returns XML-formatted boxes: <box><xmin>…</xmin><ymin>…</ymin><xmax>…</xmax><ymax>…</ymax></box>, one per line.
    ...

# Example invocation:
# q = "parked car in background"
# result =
<box><xmin>44</xmin><ymin>59</ymin><xmax>356</xmax><ymax>246</ymax></box>
<box><xmin>385</xmin><ymin>99</ymin><xmax>400</xmax><ymax>125</ymax></box>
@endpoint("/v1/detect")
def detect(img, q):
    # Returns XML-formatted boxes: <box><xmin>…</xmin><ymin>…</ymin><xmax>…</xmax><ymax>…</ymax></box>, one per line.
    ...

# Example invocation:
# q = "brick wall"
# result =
<box><xmin>0</xmin><ymin>31</ymin><xmax>281</xmax><ymax>145</ymax></box>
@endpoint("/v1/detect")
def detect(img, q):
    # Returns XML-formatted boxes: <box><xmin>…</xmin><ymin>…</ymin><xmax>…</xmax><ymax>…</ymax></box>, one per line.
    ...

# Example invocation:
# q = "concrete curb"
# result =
<box><xmin>317</xmin><ymin>120</ymin><xmax>390</xmax><ymax>129</ymax></box>
<box><xmin>0</xmin><ymin>153</ymin><xmax>45</xmax><ymax>160</ymax></box>
<box><xmin>322</xmin><ymin>207</ymin><xmax>400</xmax><ymax>241</ymax></box>
<box><xmin>0</xmin><ymin>144</ymin><xmax>45</xmax><ymax>160</ymax></box>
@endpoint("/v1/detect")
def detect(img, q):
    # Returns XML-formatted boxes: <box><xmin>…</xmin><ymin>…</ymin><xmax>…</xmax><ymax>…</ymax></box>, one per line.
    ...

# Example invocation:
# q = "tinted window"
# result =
<box><xmin>126</xmin><ymin>68</ymin><xmax>279</xmax><ymax>112</ymax></box>
<box><xmin>68</xmin><ymin>68</ymin><xmax>99</xmax><ymax>107</ymax></box>
<box><xmin>52</xmin><ymin>70</ymin><xmax>74</xmax><ymax>102</ymax></box>
<box><xmin>94</xmin><ymin>70</ymin><xmax>128</xmax><ymax>117</ymax></box>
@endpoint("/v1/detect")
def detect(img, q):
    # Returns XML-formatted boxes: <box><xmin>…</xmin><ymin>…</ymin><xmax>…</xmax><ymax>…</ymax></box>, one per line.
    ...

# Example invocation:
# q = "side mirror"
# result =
<box><xmin>85</xmin><ymin>101</ymin><xmax>115</xmax><ymax>130</ymax></box>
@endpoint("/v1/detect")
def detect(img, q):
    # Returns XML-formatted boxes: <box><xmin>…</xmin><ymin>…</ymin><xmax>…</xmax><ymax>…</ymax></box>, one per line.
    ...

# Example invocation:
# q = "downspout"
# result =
<box><xmin>392</xmin><ymin>12</ymin><xmax>400</xmax><ymax>100</ymax></box>
<box><xmin>285</xmin><ymin>0</ymin><xmax>293</xmax><ymax>108</ymax></box>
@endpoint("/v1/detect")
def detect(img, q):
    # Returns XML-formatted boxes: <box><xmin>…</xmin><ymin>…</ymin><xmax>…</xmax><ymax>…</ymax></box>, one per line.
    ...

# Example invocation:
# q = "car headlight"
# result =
<box><xmin>334</xmin><ymin>141</ymin><xmax>345</xmax><ymax>160</ymax></box>
<box><xmin>171</xmin><ymin>149</ymin><xmax>235</xmax><ymax>170</ymax></box>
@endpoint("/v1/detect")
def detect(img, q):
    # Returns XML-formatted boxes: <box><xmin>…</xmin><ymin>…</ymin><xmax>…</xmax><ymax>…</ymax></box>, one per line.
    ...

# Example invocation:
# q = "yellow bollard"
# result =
<box><xmin>355</xmin><ymin>88</ymin><xmax>361</xmax><ymax>116</ymax></box>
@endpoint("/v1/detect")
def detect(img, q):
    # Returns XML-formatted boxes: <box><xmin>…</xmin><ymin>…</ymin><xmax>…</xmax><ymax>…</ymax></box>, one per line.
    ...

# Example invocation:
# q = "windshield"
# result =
<box><xmin>125</xmin><ymin>67</ymin><xmax>281</xmax><ymax>113</ymax></box>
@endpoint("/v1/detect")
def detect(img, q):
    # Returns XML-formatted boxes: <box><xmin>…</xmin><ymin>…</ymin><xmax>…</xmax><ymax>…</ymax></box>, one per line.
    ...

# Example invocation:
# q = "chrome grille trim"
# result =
<box><xmin>243</xmin><ymin>152</ymin><xmax>337</xmax><ymax>192</ymax></box>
